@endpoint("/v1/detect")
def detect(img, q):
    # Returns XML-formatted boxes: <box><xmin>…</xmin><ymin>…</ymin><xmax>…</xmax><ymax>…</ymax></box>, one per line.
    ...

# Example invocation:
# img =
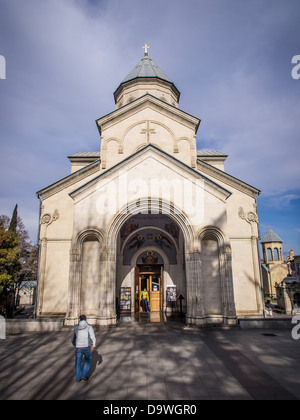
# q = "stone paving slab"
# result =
<box><xmin>0</xmin><ymin>322</ymin><xmax>300</xmax><ymax>400</ymax></box>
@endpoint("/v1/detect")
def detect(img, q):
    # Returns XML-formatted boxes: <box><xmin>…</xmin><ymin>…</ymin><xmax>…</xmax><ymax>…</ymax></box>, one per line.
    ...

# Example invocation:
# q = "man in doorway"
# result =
<box><xmin>71</xmin><ymin>314</ymin><xmax>96</xmax><ymax>382</ymax></box>
<box><xmin>140</xmin><ymin>288</ymin><xmax>150</xmax><ymax>312</ymax></box>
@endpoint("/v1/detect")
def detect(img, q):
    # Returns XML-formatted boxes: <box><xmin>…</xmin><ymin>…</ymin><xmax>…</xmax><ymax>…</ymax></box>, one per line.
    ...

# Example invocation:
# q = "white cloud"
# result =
<box><xmin>0</xmin><ymin>0</ymin><xmax>300</xmax><ymax>244</ymax></box>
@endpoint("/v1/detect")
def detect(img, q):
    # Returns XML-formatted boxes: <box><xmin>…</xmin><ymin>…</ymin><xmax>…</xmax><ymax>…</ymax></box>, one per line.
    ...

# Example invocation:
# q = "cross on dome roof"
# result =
<box><xmin>142</xmin><ymin>43</ymin><xmax>150</xmax><ymax>56</ymax></box>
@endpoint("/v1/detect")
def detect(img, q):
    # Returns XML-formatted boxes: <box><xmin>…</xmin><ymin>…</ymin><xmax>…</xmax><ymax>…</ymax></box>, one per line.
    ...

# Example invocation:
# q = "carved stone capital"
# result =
<box><xmin>70</xmin><ymin>248</ymin><xmax>80</xmax><ymax>262</ymax></box>
<box><xmin>40</xmin><ymin>209</ymin><xmax>59</xmax><ymax>226</ymax></box>
<box><xmin>238</xmin><ymin>206</ymin><xmax>258</xmax><ymax>224</ymax></box>
<box><xmin>100</xmin><ymin>246</ymin><xmax>116</xmax><ymax>262</ymax></box>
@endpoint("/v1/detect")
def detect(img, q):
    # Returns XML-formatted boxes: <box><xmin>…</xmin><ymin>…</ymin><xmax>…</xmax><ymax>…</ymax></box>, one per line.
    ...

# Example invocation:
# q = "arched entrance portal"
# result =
<box><xmin>64</xmin><ymin>199</ymin><xmax>237</xmax><ymax>326</ymax></box>
<box><xmin>117</xmin><ymin>213</ymin><xmax>187</xmax><ymax>319</ymax></box>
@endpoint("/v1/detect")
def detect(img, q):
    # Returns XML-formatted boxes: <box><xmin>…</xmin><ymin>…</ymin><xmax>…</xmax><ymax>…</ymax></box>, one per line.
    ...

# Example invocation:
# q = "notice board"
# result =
<box><xmin>120</xmin><ymin>287</ymin><xmax>131</xmax><ymax>312</ymax></box>
<box><xmin>166</xmin><ymin>285</ymin><xmax>177</xmax><ymax>302</ymax></box>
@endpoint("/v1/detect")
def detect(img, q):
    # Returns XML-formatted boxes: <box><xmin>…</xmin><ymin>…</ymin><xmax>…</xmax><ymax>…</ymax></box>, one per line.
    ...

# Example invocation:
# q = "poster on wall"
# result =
<box><xmin>166</xmin><ymin>285</ymin><xmax>177</xmax><ymax>302</ymax></box>
<box><xmin>120</xmin><ymin>287</ymin><xmax>131</xmax><ymax>312</ymax></box>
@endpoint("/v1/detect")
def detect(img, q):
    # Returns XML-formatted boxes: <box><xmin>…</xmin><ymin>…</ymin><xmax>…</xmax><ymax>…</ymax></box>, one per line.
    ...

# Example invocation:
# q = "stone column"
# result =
<box><xmin>220</xmin><ymin>244</ymin><xmax>237</xmax><ymax>324</ymax></box>
<box><xmin>185</xmin><ymin>251</ymin><xmax>204</xmax><ymax>325</ymax></box>
<box><xmin>238</xmin><ymin>206</ymin><xmax>264</xmax><ymax>316</ymax></box>
<box><xmin>36</xmin><ymin>238</ymin><xmax>47</xmax><ymax>317</ymax></box>
<box><xmin>36</xmin><ymin>209</ymin><xmax>60</xmax><ymax>318</ymax></box>
<box><xmin>283</xmin><ymin>285</ymin><xmax>293</xmax><ymax>315</ymax></box>
<box><xmin>251</xmin><ymin>236</ymin><xmax>264</xmax><ymax>315</ymax></box>
<box><xmin>99</xmin><ymin>247</ymin><xmax>117</xmax><ymax>326</ymax></box>
<box><xmin>64</xmin><ymin>247</ymin><xmax>81</xmax><ymax>326</ymax></box>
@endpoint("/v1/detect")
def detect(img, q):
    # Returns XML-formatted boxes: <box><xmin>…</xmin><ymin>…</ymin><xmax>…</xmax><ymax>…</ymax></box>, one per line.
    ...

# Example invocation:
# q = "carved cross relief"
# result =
<box><xmin>140</xmin><ymin>121</ymin><xmax>156</xmax><ymax>144</ymax></box>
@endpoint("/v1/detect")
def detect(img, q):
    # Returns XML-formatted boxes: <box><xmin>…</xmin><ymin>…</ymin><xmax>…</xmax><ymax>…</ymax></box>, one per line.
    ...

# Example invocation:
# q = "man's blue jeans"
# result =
<box><xmin>142</xmin><ymin>299</ymin><xmax>148</xmax><ymax>312</ymax></box>
<box><xmin>75</xmin><ymin>347</ymin><xmax>92</xmax><ymax>382</ymax></box>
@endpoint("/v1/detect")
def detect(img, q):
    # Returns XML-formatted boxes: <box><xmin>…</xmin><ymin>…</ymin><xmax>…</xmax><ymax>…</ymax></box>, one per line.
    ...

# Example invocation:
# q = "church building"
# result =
<box><xmin>36</xmin><ymin>45</ymin><xmax>264</xmax><ymax>326</ymax></box>
<box><xmin>261</xmin><ymin>226</ymin><xmax>289</xmax><ymax>297</ymax></box>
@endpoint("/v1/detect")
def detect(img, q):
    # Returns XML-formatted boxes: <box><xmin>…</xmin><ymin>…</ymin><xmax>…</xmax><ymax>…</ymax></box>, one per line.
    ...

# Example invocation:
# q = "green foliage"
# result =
<box><xmin>8</xmin><ymin>204</ymin><xmax>18</xmax><ymax>233</ymax></box>
<box><xmin>0</xmin><ymin>226</ymin><xmax>20</xmax><ymax>290</ymax></box>
<box><xmin>0</xmin><ymin>209</ymin><xmax>38</xmax><ymax>317</ymax></box>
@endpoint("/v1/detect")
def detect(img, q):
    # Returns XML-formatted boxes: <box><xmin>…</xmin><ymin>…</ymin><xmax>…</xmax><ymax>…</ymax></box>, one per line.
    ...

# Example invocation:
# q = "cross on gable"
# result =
<box><xmin>141</xmin><ymin>121</ymin><xmax>156</xmax><ymax>143</ymax></box>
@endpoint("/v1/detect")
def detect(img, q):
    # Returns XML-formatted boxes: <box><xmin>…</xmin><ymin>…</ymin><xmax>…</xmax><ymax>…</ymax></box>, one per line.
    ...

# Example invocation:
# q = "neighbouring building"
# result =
<box><xmin>261</xmin><ymin>226</ymin><xmax>289</xmax><ymax>297</ymax></box>
<box><xmin>286</xmin><ymin>249</ymin><xmax>300</xmax><ymax>282</ymax></box>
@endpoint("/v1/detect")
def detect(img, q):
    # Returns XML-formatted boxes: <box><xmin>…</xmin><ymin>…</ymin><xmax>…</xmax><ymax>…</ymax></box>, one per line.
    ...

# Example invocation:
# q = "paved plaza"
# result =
<box><xmin>0</xmin><ymin>319</ymin><xmax>300</xmax><ymax>400</ymax></box>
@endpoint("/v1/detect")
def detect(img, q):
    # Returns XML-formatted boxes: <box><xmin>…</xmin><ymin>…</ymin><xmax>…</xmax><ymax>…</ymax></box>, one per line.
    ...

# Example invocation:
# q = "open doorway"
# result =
<box><xmin>135</xmin><ymin>265</ymin><xmax>163</xmax><ymax>313</ymax></box>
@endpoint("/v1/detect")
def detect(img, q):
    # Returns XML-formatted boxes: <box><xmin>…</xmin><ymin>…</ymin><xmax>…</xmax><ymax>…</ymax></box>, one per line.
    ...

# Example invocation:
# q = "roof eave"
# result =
<box><xmin>113</xmin><ymin>76</ymin><xmax>181</xmax><ymax>104</ymax></box>
<box><xmin>96</xmin><ymin>93</ymin><xmax>200</xmax><ymax>131</ymax></box>
<box><xmin>70</xmin><ymin>143</ymin><xmax>232</xmax><ymax>201</ymax></box>
<box><xmin>36</xmin><ymin>159</ymin><xmax>101</xmax><ymax>199</ymax></box>
<box><xmin>197</xmin><ymin>157</ymin><xmax>261</xmax><ymax>198</ymax></box>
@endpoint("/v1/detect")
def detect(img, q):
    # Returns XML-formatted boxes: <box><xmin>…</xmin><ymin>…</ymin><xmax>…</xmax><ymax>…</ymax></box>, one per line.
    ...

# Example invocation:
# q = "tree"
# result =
<box><xmin>0</xmin><ymin>226</ymin><xmax>20</xmax><ymax>316</ymax></box>
<box><xmin>0</xmin><ymin>226</ymin><xmax>20</xmax><ymax>286</ymax></box>
<box><xmin>0</xmin><ymin>215</ymin><xmax>10</xmax><ymax>229</ymax></box>
<box><xmin>15</xmin><ymin>243</ymin><xmax>38</xmax><ymax>308</ymax></box>
<box><xmin>0</xmin><ymin>206</ymin><xmax>38</xmax><ymax>317</ymax></box>
<box><xmin>8</xmin><ymin>204</ymin><xmax>18</xmax><ymax>233</ymax></box>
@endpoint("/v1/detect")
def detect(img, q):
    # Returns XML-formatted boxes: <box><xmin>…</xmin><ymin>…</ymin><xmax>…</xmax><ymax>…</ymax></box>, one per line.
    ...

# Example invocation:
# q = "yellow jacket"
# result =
<box><xmin>140</xmin><ymin>291</ymin><xmax>149</xmax><ymax>300</ymax></box>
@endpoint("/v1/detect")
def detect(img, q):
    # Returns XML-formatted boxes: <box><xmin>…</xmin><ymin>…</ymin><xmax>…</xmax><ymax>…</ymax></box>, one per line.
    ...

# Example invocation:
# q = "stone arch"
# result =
<box><xmin>176</xmin><ymin>136</ymin><xmax>192</xmax><ymax>147</ymax></box>
<box><xmin>74</xmin><ymin>227</ymin><xmax>105</xmax><ymax>256</ymax></box>
<box><xmin>65</xmin><ymin>228</ymin><xmax>105</xmax><ymax>325</ymax></box>
<box><xmin>123</xmin><ymin>121</ymin><xmax>144</xmax><ymax>139</ymax></box>
<box><xmin>131</xmin><ymin>246</ymin><xmax>168</xmax><ymax>268</ymax></box>
<box><xmin>194</xmin><ymin>226</ymin><xmax>236</xmax><ymax>324</ymax></box>
<box><xmin>198</xmin><ymin>225</ymin><xmax>227</xmax><ymax>248</ymax></box>
<box><xmin>106</xmin><ymin>137</ymin><xmax>123</xmax><ymax>159</ymax></box>
<box><xmin>267</xmin><ymin>248</ymin><xmax>273</xmax><ymax>261</ymax></box>
<box><xmin>107</xmin><ymin>197</ymin><xmax>195</xmax><ymax>252</ymax></box>
<box><xmin>80</xmin><ymin>236</ymin><xmax>101</xmax><ymax>317</ymax></box>
<box><xmin>150</xmin><ymin>121</ymin><xmax>176</xmax><ymax>146</ymax></box>
<box><xmin>200</xmin><ymin>230</ymin><xmax>223</xmax><ymax>317</ymax></box>
<box><xmin>121</xmin><ymin>226</ymin><xmax>179</xmax><ymax>256</ymax></box>
<box><xmin>104</xmin><ymin>137</ymin><xmax>121</xmax><ymax>146</ymax></box>
<box><xmin>109</xmin><ymin>198</ymin><xmax>193</xmax><ymax>317</ymax></box>
<box><xmin>101</xmin><ymin>137</ymin><xmax>122</xmax><ymax>168</ymax></box>
<box><xmin>123</xmin><ymin>120</ymin><xmax>176</xmax><ymax>155</ymax></box>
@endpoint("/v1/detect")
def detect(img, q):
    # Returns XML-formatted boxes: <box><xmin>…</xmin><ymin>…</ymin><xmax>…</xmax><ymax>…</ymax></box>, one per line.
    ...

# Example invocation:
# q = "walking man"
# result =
<box><xmin>71</xmin><ymin>314</ymin><xmax>96</xmax><ymax>382</ymax></box>
<box><xmin>140</xmin><ymin>288</ymin><xmax>150</xmax><ymax>312</ymax></box>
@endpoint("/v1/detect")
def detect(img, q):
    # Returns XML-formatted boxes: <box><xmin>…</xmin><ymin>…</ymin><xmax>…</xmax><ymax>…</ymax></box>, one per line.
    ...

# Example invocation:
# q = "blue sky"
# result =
<box><xmin>0</xmin><ymin>0</ymin><xmax>299</xmax><ymax>256</ymax></box>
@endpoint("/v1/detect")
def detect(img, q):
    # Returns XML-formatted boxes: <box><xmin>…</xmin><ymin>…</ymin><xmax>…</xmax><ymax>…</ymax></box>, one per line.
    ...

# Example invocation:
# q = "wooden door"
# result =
<box><xmin>134</xmin><ymin>266</ymin><xmax>139</xmax><ymax>312</ymax></box>
<box><xmin>136</xmin><ymin>265</ymin><xmax>163</xmax><ymax>313</ymax></box>
<box><xmin>160</xmin><ymin>266</ymin><xmax>164</xmax><ymax>312</ymax></box>
<box><xmin>150</xmin><ymin>274</ymin><xmax>161</xmax><ymax>312</ymax></box>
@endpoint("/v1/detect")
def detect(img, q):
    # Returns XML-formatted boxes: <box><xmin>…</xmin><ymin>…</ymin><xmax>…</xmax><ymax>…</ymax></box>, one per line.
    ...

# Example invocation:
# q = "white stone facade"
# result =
<box><xmin>36</xmin><ymin>52</ymin><xmax>264</xmax><ymax>326</ymax></box>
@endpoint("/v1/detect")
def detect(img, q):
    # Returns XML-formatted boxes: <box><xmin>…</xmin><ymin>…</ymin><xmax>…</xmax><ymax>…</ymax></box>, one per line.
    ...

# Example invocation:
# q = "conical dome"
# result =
<box><xmin>121</xmin><ymin>55</ymin><xmax>173</xmax><ymax>84</ymax></box>
<box><xmin>114</xmin><ymin>48</ymin><xmax>180</xmax><ymax>108</ymax></box>
<box><xmin>261</xmin><ymin>226</ymin><xmax>283</xmax><ymax>244</ymax></box>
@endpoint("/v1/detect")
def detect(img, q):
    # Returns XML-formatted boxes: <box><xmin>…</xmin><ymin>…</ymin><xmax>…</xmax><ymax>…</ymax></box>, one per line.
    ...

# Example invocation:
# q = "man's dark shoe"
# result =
<box><xmin>82</xmin><ymin>377</ymin><xmax>89</xmax><ymax>381</ymax></box>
